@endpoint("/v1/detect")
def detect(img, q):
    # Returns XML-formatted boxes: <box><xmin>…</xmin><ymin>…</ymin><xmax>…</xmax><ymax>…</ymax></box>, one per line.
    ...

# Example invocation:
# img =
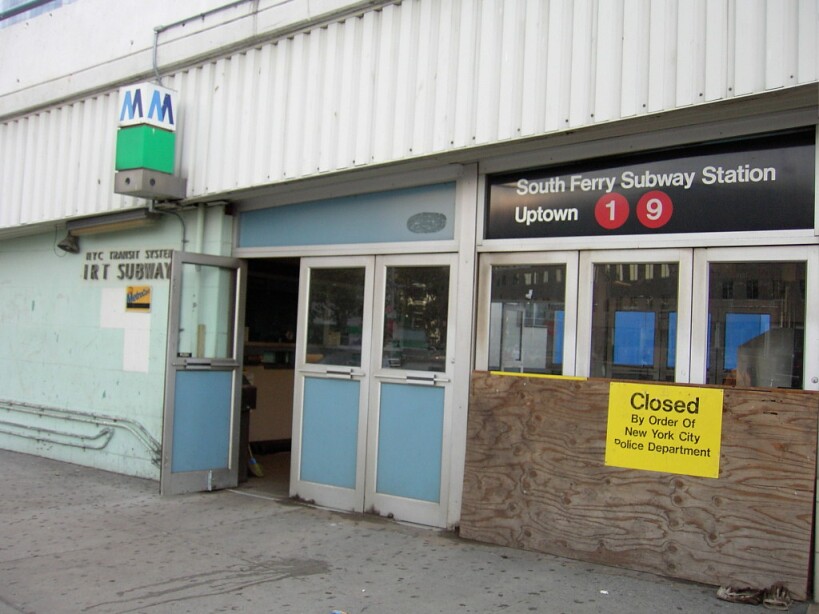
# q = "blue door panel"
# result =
<box><xmin>172</xmin><ymin>370</ymin><xmax>232</xmax><ymax>473</ymax></box>
<box><xmin>301</xmin><ymin>377</ymin><xmax>360</xmax><ymax>489</ymax></box>
<box><xmin>376</xmin><ymin>383</ymin><xmax>444</xmax><ymax>502</ymax></box>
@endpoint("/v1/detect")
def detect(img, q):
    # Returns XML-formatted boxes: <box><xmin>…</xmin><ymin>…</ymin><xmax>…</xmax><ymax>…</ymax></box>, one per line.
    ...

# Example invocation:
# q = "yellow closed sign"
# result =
<box><xmin>605</xmin><ymin>382</ymin><xmax>724</xmax><ymax>478</ymax></box>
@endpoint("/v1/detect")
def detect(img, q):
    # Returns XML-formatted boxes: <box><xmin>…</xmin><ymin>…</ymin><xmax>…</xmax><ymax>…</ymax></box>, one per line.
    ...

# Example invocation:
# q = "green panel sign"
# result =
<box><xmin>115</xmin><ymin>125</ymin><xmax>175</xmax><ymax>173</ymax></box>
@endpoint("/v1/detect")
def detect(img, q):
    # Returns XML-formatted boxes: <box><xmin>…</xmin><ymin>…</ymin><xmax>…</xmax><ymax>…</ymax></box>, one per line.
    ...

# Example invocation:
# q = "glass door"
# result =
<box><xmin>161</xmin><ymin>252</ymin><xmax>247</xmax><ymax>495</ymax></box>
<box><xmin>366</xmin><ymin>253</ymin><xmax>457</xmax><ymax>527</ymax></box>
<box><xmin>291</xmin><ymin>254</ymin><xmax>457</xmax><ymax>527</ymax></box>
<box><xmin>290</xmin><ymin>257</ymin><xmax>374</xmax><ymax>513</ymax></box>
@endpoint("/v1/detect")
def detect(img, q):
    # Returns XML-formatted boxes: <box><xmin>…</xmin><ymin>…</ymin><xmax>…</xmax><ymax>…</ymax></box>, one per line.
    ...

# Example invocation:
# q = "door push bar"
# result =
<box><xmin>183</xmin><ymin>358</ymin><xmax>240</xmax><ymax>370</ymax></box>
<box><xmin>325</xmin><ymin>367</ymin><xmax>360</xmax><ymax>379</ymax></box>
<box><xmin>405</xmin><ymin>373</ymin><xmax>440</xmax><ymax>386</ymax></box>
<box><xmin>184</xmin><ymin>358</ymin><xmax>213</xmax><ymax>370</ymax></box>
<box><xmin>378</xmin><ymin>372</ymin><xmax>451</xmax><ymax>386</ymax></box>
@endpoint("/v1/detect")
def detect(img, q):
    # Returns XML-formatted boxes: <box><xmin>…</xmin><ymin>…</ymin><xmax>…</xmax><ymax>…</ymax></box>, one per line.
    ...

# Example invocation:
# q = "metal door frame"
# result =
<box><xmin>160</xmin><ymin>251</ymin><xmax>247</xmax><ymax>495</ymax></box>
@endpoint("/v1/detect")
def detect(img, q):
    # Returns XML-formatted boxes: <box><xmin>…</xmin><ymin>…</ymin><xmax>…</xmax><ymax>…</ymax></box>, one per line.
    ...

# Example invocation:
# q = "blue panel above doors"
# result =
<box><xmin>238</xmin><ymin>183</ymin><xmax>456</xmax><ymax>247</ymax></box>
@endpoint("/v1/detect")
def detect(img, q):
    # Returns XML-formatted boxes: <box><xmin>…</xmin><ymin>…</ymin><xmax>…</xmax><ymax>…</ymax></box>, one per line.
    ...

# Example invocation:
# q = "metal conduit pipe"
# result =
<box><xmin>0</xmin><ymin>0</ymin><xmax>53</xmax><ymax>21</ymax></box>
<box><xmin>194</xmin><ymin>203</ymin><xmax>206</xmax><ymax>253</ymax></box>
<box><xmin>156</xmin><ymin>206</ymin><xmax>188</xmax><ymax>250</ymax></box>
<box><xmin>152</xmin><ymin>0</ymin><xmax>256</xmax><ymax>84</ymax></box>
<box><xmin>0</xmin><ymin>420</ymin><xmax>114</xmax><ymax>450</ymax></box>
<box><xmin>0</xmin><ymin>399</ymin><xmax>161</xmax><ymax>466</ymax></box>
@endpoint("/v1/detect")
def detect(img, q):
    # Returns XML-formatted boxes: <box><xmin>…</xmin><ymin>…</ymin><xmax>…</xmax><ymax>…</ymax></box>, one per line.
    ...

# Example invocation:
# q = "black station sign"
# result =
<box><xmin>486</xmin><ymin>131</ymin><xmax>815</xmax><ymax>239</ymax></box>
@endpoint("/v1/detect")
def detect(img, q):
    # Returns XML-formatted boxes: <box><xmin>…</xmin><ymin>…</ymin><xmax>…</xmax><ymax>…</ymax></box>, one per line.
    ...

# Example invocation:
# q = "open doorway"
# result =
<box><xmin>241</xmin><ymin>258</ymin><xmax>300</xmax><ymax>498</ymax></box>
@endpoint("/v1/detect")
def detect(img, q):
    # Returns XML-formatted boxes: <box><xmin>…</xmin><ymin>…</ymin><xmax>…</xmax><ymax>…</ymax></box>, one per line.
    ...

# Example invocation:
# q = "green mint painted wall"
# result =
<box><xmin>0</xmin><ymin>207</ymin><xmax>235</xmax><ymax>480</ymax></box>
<box><xmin>0</xmin><ymin>226</ymin><xmax>175</xmax><ymax>479</ymax></box>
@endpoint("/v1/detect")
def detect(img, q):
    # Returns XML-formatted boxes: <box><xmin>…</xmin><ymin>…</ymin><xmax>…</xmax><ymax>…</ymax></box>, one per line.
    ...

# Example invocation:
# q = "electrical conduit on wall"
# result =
<box><xmin>0</xmin><ymin>399</ymin><xmax>161</xmax><ymax>466</ymax></box>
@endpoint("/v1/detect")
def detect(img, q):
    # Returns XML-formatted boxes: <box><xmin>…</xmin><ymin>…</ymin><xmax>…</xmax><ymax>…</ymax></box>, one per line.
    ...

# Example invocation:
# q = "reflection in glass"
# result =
<box><xmin>613</xmin><ymin>311</ymin><xmax>655</xmax><ymax>366</ymax></box>
<box><xmin>488</xmin><ymin>264</ymin><xmax>566</xmax><ymax>374</ymax></box>
<box><xmin>306</xmin><ymin>268</ymin><xmax>365</xmax><ymax>366</ymax></box>
<box><xmin>590</xmin><ymin>263</ymin><xmax>678</xmax><ymax>381</ymax></box>
<box><xmin>177</xmin><ymin>263</ymin><xmax>236</xmax><ymax>359</ymax></box>
<box><xmin>707</xmin><ymin>262</ymin><xmax>805</xmax><ymax>388</ymax></box>
<box><xmin>382</xmin><ymin>266</ymin><xmax>449</xmax><ymax>372</ymax></box>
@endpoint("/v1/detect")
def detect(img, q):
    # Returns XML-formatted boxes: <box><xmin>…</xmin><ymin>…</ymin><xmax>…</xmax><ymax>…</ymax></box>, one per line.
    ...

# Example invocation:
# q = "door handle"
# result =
<box><xmin>375</xmin><ymin>372</ymin><xmax>451</xmax><ymax>385</ymax></box>
<box><xmin>325</xmin><ymin>367</ymin><xmax>357</xmax><ymax>379</ymax></box>
<box><xmin>185</xmin><ymin>358</ymin><xmax>213</xmax><ymax>370</ymax></box>
<box><xmin>405</xmin><ymin>373</ymin><xmax>437</xmax><ymax>385</ymax></box>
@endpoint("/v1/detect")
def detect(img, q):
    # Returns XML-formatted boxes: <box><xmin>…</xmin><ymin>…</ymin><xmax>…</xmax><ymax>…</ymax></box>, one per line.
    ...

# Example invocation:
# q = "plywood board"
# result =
<box><xmin>460</xmin><ymin>372</ymin><xmax>818</xmax><ymax>600</ymax></box>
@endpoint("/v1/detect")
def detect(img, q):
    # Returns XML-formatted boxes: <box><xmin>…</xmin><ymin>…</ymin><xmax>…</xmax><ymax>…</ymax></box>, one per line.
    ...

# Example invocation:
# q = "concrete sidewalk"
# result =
<box><xmin>0</xmin><ymin>449</ymin><xmax>809</xmax><ymax>614</ymax></box>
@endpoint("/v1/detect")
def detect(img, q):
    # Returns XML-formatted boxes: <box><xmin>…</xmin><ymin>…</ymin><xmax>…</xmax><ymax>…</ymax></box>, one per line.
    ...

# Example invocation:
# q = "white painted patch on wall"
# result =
<box><xmin>100</xmin><ymin>288</ymin><xmax>150</xmax><ymax>373</ymax></box>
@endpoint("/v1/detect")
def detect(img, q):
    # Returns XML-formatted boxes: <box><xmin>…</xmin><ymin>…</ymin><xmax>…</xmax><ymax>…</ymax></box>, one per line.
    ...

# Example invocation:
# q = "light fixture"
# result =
<box><xmin>57</xmin><ymin>233</ymin><xmax>80</xmax><ymax>254</ymax></box>
<box><xmin>66</xmin><ymin>208</ymin><xmax>160</xmax><ymax>236</ymax></box>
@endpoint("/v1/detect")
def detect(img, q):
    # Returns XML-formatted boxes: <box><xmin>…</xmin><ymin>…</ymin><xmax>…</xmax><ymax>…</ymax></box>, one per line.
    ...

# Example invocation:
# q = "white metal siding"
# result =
<box><xmin>1</xmin><ymin>0</ymin><xmax>817</xmax><ymax>231</ymax></box>
<box><xmin>0</xmin><ymin>94</ymin><xmax>142</xmax><ymax>229</ymax></box>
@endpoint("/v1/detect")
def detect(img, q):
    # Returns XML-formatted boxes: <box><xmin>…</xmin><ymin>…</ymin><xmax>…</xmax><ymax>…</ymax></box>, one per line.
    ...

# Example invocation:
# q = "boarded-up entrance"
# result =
<box><xmin>460</xmin><ymin>372</ymin><xmax>818</xmax><ymax>600</ymax></box>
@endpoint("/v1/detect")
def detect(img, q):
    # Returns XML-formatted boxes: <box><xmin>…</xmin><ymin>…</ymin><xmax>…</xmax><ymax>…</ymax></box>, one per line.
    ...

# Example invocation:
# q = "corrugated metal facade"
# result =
<box><xmin>1</xmin><ymin>0</ymin><xmax>817</xmax><ymax>231</ymax></box>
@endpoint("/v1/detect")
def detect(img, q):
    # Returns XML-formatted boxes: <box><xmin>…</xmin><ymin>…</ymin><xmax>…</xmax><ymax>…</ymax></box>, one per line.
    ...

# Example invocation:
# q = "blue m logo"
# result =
<box><xmin>147</xmin><ymin>90</ymin><xmax>174</xmax><ymax>126</ymax></box>
<box><xmin>119</xmin><ymin>89</ymin><xmax>143</xmax><ymax>122</ymax></box>
<box><xmin>118</xmin><ymin>84</ymin><xmax>177</xmax><ymax>130</ymax></box>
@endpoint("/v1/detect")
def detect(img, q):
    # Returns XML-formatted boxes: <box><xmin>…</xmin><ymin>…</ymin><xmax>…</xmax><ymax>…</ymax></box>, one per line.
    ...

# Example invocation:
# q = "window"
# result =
<box><xmin>487</xmin><ymin>264</ymin><xmax>568</xmax><ymax>374</ymax></box>
<box><xmin>589</xmin><ymin>262</ymin><xmax>679</xmax><ymax>381</ymax></box>
<box><xmin>706</xmin><ymin>262</ymin><xmax>805</xmax><ymax>388</ymax></box>
<box><xmin>613</xmin><ymin>311</ymin><xmax>655</xmax><ymax>366</ymax></box>
<box><xmin>381</xmin><ymin>265</ymin><xmax>450</xmax><ymax>372</ymax></box>
<box><xmin>481</xmin><ymin>249</ymin><xmax>814</xmax><ymax>390</ymax></box>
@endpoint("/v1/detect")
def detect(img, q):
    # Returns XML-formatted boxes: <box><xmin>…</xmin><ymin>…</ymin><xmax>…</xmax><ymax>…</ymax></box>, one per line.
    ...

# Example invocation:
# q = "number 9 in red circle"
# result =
<box><xmin>636</xmin><ymin>191</ymin><xmax>673</xmax><ymax>229</ymax></box>
<box><xmin>594</xmin><ymin>193</ymin><xmax>629</xmax><ymax>230</ymax></box>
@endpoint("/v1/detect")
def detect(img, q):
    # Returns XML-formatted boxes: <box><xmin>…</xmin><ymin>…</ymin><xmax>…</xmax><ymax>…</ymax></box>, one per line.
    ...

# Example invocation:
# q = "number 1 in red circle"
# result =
<box><xmin>594</xmin><ymin>193</ymin><xmax>629</xmax><ymax>230</ymax></box>
<box><xmin>636</xmin><ymin>191</ymin><xmax>673</xmax><ymax>229</ymax></box>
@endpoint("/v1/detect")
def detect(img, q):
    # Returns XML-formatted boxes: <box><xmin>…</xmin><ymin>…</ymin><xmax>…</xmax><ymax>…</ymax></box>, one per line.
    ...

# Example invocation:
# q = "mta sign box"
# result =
<box><xmin>115</xmin><ymin>81</ymin><xmax>182</xmax><ymax>189</ymax></box>
<box><xmin>118</xmin><ymin>82</ymin><xmax>177</xmax><ymax>131</ymax></box>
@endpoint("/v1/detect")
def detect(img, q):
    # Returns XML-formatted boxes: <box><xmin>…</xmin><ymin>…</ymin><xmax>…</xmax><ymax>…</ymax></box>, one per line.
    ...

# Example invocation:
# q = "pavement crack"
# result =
<box><xmin>82</xmin><ymin>557</ymin><xmax>331</xmax><ymax>612</ymax></box>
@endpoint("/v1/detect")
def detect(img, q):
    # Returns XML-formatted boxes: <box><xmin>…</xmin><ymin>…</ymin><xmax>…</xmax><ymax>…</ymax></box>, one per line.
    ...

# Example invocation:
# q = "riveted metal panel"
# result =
<box><xmin>0</xmin><ymin>94</ymin><xmax>141</xmax><ymax>230</ymax></box>
<box><xmin>453</xmin><ymin>0</ymin><xmax>479</xmax><ymax>147</ymax></box>
<box><xmin>797</xmin><ymin>0</ymin><xmax>818</xmax><ymax>81</ymax></box>
<box><xmin>704</xmin><ymin>0</ymin><xmax>730</xmax><ymax>102</ymax></box>
<box><xmin>544</xmin><ymin>0</ymin><xmax>573</xmax><ymax>132</ymax></box>
<box><xmin>594</xmin><ymin>0</ymin><xmax>624</xmax><ymax>123</ymax></box>
<box><xmin>735</xmin><ymin>0</ymin><xmax>766</xmax><ymax>95</ymax></box>
<box><xmin>519</xmin><ymin>0</ymin><xmax>548</xmax><ymax>136</ymax></box>
<box><xmin>1</xmin><ymin>0</ymin><xmax>817</xmax><ymax>232</ymax></box>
